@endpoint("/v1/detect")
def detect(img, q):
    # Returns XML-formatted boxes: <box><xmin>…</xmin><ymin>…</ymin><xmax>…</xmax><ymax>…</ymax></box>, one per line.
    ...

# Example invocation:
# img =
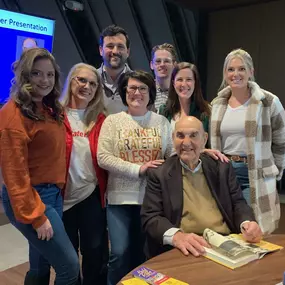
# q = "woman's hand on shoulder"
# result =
<box><xmin>202</xmin><ymin>149</ymin><xmax>229</xmax><ymax>163</ymax></box>
<box><xmin>139</xmin><ymin>160</ymin><xmax>165</xmax><ymax>176</ymax></box>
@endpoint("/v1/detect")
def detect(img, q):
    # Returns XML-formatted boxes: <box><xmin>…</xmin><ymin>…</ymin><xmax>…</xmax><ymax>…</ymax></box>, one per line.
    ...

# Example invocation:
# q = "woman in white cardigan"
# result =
<box><xmin>210</xmin><ymin>48</ymin><xmax>285</xmax><ymax>234</ymax></box>
<box><xmin>97</xmin><ymin>70</ymin><xmax>174</xmax><ymax>285</ymax></box>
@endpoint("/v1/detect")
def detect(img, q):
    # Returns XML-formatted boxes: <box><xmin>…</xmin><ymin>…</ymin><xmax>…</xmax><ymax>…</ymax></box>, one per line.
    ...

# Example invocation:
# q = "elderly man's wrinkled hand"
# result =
<box><xmin>172</xmin><ymin>231</ymin><xmax>210</xmax><ymax>257</ymax></box>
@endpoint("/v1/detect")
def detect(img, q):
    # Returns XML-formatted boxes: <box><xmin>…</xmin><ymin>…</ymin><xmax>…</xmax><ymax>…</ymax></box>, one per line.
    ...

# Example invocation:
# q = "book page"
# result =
<box><xmin>203</xmin><ymin>229</ymin><xmax>254</xmax><ymax>258</ymax></box>
<box><xmin>228</xmin><ymin>234</ymin><xmax>283</xmax><ymax>256</ymax></box>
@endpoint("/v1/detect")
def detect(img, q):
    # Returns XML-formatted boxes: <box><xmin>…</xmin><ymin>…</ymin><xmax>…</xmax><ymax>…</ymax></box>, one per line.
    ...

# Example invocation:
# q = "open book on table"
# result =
<box><xmin>202</xmin><ymin>228</ymin><xmax>283</xmax><ymax>269</ymax></box>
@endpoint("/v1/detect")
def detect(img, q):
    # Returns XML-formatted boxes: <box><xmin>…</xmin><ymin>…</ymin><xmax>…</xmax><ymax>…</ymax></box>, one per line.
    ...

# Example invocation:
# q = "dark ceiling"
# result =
<box><xmin>172</xmin><ymin>0</ymin><xmax>278</xmax><ymax>10</ymax></box>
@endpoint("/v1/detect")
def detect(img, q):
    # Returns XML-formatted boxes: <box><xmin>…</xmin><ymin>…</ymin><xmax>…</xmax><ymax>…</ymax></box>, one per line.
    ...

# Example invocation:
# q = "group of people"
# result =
<box><xmin>0</xmin><ymin>23</ymin><xmax>284</xmax><ymax>285</ymax></box>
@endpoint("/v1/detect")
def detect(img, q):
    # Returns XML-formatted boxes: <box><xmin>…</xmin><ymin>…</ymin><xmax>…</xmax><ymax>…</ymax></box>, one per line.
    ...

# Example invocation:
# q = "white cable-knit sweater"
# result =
<box><xmin>97</xmin><ymin>111</ymin><xmax>174</xmax><ymax>205</ymax></box>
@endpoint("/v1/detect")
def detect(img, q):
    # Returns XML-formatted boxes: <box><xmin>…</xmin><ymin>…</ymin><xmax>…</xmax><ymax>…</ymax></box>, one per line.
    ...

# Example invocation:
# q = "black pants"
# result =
<box><xmin>63</xmin><ymin>187</ymin><xmax>108</xmax><ymax>285</ymax></box>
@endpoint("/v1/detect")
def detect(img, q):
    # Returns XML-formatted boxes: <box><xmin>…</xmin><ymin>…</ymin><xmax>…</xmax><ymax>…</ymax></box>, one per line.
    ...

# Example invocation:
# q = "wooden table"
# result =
<box><xmin>121</xmin><ymin>235</ymin><xmax>285</xmax><ymax>285</ymax></box>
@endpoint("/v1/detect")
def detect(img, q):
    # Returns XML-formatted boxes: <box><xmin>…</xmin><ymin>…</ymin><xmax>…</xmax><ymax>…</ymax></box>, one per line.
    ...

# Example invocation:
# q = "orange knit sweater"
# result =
<box><xmin>0</xmin><ymin>100</ymin><xmax>66</xmax><ymax>229</ymax></box>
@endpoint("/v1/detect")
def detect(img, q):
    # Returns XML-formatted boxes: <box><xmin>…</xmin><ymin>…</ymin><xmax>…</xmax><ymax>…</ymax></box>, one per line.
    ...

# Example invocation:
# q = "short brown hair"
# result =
<box><xmin>99</xmin><ymin>25</ymin><xmax>130</xmax><ymax>48</ymax></box>
<box><xmin>151</xmin><ymin>43</ymin><xmax>178</xmax><ymax>62</ymax></box>
<box><xmin>118</xmin><ymin>70</ymin><xmax>156</xmax><ymax>107</ymax></box>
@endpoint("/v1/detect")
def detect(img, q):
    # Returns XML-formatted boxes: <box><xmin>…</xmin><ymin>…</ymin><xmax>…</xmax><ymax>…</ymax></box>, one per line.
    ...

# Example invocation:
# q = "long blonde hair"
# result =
<box><xmin>10</xmin><ymin>48</ymin><xmax>63</xmax><ymax>122</ymax></box>
<box><xmin>61</xmin><ymin>63</ymin><xmax>106</xmax><ymax>133</ymax></box>
<box><xmin>219</xmin><ymin>48</ymin><xmax>255</xmax><ymax>91</ymax></box>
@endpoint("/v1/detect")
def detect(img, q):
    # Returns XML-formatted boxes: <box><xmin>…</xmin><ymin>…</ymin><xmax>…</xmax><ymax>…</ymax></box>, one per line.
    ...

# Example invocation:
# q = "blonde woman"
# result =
<box><xmin>0</xmin><ymin>48</ymin><xmax>79</xmax><ymax>284</ymax></box>
<box><xmin>211</xmin><ymin>48</ymin><xmax>285</xmax><ymax>234</ymax></box>
<box><xmin>61</xmin><ymin>63</ymin><xmax>108</xmax><ymax>285</ymax></box>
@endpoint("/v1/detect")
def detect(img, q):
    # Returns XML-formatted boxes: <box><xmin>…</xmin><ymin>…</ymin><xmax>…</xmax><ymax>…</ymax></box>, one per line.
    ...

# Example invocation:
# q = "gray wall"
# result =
<box><xmin>206</xmin><ymin>0</ymin><xmax>285</xmax><ymax>106</ymax></box>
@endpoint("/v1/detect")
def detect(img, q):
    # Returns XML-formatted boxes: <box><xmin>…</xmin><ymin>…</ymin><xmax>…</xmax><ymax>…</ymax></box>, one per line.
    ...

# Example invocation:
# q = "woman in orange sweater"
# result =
<box><xmin>0</xmin><ymin>48</ymin><xmax>79</xmax><ymax>285</ymax></box>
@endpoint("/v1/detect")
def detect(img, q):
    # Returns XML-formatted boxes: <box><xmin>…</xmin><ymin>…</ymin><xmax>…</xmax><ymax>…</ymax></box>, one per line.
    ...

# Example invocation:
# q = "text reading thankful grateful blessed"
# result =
<box><xmin>117</xmin><ymin>127</ymin><xmax>162</xmax><ymax>163</ymax></box>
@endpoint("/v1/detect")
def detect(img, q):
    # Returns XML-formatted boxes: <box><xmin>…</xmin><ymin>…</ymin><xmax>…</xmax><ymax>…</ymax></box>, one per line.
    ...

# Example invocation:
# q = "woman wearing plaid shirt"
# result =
<box><xmin>210</xmin><ymin>48</ymin><xmax>285</xmax><ymax>234</ymax></box>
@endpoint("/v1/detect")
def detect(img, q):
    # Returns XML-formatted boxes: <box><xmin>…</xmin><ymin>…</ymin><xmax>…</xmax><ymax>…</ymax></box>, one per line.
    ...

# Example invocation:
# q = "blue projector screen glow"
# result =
<box><xmin>0</xmin><ymin>9</ymin><xmax>55</xmax><ymax>104</ymax></box>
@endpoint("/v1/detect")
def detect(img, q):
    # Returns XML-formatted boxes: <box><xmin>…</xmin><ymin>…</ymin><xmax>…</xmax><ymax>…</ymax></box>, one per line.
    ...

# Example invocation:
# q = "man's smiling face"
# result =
<box><xmin>173</xmin><ymin>117</ymin><xmax>208</xmax><ymax>168</ymax></box>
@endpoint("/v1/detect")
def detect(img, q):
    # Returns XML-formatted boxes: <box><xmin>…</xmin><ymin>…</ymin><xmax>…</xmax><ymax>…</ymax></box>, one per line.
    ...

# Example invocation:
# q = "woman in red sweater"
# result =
<box><xmin>61</xmin><ymin>63</ymin><xmax>108</xmax><ymax>285</ymax></box>
<box><xmin>0</xmin><ymin>48</ymin><xmax>79</xmax><ymax>284</ymax></box>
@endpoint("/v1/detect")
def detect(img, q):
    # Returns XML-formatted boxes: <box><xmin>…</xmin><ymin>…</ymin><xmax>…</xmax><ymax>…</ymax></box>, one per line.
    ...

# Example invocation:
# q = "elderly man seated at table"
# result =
<box><xmin>141</xmin><ymin>116</ymin><xmax>262</xmax><ymax>258</ymax></box>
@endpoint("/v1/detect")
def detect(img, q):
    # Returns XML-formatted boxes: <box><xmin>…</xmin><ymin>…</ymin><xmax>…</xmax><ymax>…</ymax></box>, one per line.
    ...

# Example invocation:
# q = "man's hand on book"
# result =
<box><xmin>172</xmin><ymin>232</ymin><xmax>210</xmax><ymax>257</ymax></box>
<box><xmin>241</xmin><ymin>221</ymin><xmax>263</xmax><ymax>243</ymax></box>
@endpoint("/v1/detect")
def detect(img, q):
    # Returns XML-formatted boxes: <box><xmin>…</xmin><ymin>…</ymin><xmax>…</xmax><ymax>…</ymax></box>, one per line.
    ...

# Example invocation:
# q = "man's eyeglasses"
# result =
<box><xmin>126</xmin><ymin>85</ymin><xmax>149</xmax><ymax>95</ymax></box>
<box><xmin>153</xmin><ymin>58</ymin><xmax>173</xmax><ymax>66</ymax></box>
<box><xmin>73</xmin><ymin>76</ymin><xmax>98</xmax><ymax>89</ymax></box>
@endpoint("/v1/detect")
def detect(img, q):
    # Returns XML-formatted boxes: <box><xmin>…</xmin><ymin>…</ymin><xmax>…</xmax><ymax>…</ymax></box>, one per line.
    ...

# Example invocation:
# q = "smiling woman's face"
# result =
<box><xmin>173</xmin><ymin>68</ymin><xmax>195</xmax><ymax>101</ymax></box>
<box><xmin>70</xmin><ymin>68</ymin><xmax>98</xmax><ymax>106</ymax></box>
<box><xmin>125</xmin><ymin>78</ymin><xmax>150</xmax><ymax>112</ymax></box>
<box><xmin>224</xmin><ymin>57</ymin><xmax>252</xmax><ymax>90</ymax></box>
<box><xmin>29</xmin><ymin>58</ymin><xmax>55</xmax><ymax>101</ymax></box>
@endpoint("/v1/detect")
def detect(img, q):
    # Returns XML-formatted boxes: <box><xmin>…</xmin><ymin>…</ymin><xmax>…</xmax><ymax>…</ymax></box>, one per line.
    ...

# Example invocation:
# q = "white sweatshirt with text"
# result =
<box><xmin>97</xmin><ymin>111</ymin><xmax>174</xmax><ymax>205</ymax></box>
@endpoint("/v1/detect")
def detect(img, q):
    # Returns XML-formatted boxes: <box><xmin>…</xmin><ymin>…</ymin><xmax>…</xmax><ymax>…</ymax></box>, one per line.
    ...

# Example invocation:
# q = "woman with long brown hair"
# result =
<box><xmin>0</xmin><ymin>48</ymin><xmax>79</xmax><ymax>285</ymax></box>
<box><xmin>159</xmin><ymin>62</ymin><xmax>211</xmax><ymax>131</ymax></box>
<box><xmin>160</xmin><ymin>62</ymin><xmax>227</xmax><ymax>161</ymax></box>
